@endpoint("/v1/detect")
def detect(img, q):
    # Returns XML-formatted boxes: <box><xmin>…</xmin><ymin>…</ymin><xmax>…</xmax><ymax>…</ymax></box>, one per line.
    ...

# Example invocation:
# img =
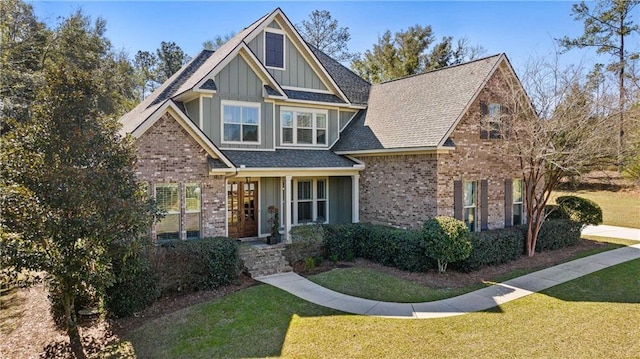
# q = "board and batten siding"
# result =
<box><xmin>246</xmin><ymin>28</ymin><xmax>327</xmax><ymax>91</ymax></box>
<box><xmin>329</xmin><ymin>176</ymin><xmax>352</xmax><ymax>224</ymax></box>
<box><xmin>203</xmin><ymin>55</ymin><xmax>274</xmax><ymax>150</ymax></box>
<box><xmin>259</xmin><ymin>177</ymin><xmax>281</xmax><ymax>236</ymax></box>
<box><xmin>339</xmin><ymin>110</ymin><xmax>357</xmax><ymax>131</ymax></box>
<box><xmin>184</xmin><ymin>99</ymin><xmax>199</xmax><ymax>126</ymax></box>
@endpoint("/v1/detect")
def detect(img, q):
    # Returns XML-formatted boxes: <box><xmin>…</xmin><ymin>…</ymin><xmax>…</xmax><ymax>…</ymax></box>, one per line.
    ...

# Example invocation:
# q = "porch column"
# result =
<box><xmin>284</xmin><ymin>175</ymin><xmax>292</xmax><ymax>243</ymax></box>
<box><xmin>352</xmin><ymin>174</ymin><xmax>360</xmax><ymax>223</ymax></box>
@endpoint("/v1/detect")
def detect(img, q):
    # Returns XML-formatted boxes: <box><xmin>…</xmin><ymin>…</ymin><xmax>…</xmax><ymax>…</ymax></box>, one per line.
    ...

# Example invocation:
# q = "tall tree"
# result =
<box><xmin>351</xmin><ymin>26</ymin><xmax>485</xmax><ymax>83</ymax></box>
<box><xmin>0</xmin><ymin>65</ymin><xmax>156</xmax><ymax>359</ymax></box>
<box><xmin>558</xmin><ymin>0</ymin><xmax>640</xmax><ymax>168</ymax></box>
<box><xmin>134</xmin><ymin>50</ymin><xmax>158</xmax><ymax>100</ymax></box>
<box><xmin>297</xmin><ymin>10</ymin><xmax>356</xmax><ymax>62</ymax></box>
<box><xmin>156</xmin><ymin>41</ymin><xmax>189</xmax><ymax>82</ymax></box>
<box><xmin>202</xmin><ymin>32</ymin><xmax>235</xmax><ymax>51</ymax></box>
<box><xmin>0</xmin><ymin>0</ymin><xmax>50</xmax><ymax>125</ymax></box>
<box><xmin>485</xmin><ymin>57</ymin><xmax>613</xmax><ymax>256</ymax></box>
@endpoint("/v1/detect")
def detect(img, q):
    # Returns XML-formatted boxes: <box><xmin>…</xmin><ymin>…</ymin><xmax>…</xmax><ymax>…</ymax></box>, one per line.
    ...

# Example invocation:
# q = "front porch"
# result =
<box><xmin>225</xmin><ymin>173</ymin><xmax>361</xmax><ymax>242</ymax></box>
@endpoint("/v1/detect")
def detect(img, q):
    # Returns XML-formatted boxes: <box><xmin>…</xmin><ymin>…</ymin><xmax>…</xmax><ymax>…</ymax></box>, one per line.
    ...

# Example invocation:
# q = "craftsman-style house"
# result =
<box><xmin>119</xmin><ymin>8</ymin><xmax>526</xmax><ymax>242</ymax></box>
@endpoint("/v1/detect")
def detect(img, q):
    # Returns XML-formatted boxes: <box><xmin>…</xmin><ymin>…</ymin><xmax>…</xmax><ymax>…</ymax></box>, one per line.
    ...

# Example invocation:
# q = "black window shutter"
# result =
<box><xmin>504</xmin><ymin>179</ymin><xmax>513</xmax><ymax>227</ymax></box>
<box><xmin>480</xmin><ymin>102</ymin><xmax>489</xmax><ymax>139</ymax></box>
<box><xmin>454</xmin><ymin>180</ymin><xmax>463</xmax><ymax>220</ymax></box>
<box><xmin>480</xmin><ymin>179</ymin><xmax>488</xmax><ymax>230</ymax></box>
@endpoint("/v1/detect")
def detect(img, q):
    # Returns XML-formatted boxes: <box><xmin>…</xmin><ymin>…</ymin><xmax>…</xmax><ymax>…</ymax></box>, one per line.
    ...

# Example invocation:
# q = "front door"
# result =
<box><xmin>227</xmin><ymin>181</ymin><xmax>258</xmax><ymax>238</ymax></box>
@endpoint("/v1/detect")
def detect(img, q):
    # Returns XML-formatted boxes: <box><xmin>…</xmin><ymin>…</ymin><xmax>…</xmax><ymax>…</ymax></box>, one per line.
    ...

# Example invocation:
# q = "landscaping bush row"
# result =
<box><xmin>106</xmin><ymin>237</ymin><xmax>240</xmax><ymax>318</ymax></box>
<box><xmin>151</xmin><ymin>237</ymin><xmax>240</xmax><ymax>293</ymax></box>
<box><xmin>288</xmin><ymin>218</ymin><xmax>583</xmax><ymax>274</ymax></box>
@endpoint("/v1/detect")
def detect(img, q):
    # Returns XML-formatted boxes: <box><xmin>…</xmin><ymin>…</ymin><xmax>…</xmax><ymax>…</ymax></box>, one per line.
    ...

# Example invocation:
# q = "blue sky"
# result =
<box><xmin>29</xmin><ymin>1</ymin><xmax>628</xmax><ymax>73</ymax></box>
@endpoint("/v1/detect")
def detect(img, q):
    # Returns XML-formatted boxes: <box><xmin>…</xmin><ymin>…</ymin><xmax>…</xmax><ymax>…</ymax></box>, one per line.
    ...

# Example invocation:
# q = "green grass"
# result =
<box><xmin>307</xmin><ymin>236</ymin><xmax>628</xmax><ymax>303</ymax></box>
<box><xmin>308</xmin><ymin>268</ymin><xmax>484</xmax><ymax>303</ymax></box>
<box><xmin>551</xmin><ymin>190</ymin><xmax>640</xmax><ymax>228</ymax></box>
<box><xmin>120</xmin><ymin>258</ymin><xmax>640</xmax><ymax>358</ymax></box>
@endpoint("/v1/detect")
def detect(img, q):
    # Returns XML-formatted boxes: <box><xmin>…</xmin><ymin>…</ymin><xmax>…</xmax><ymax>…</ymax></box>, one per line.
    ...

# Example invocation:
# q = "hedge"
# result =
<box><xmin>453</xmin><ymin>226</ymin><xmax>525</xmax><ymax>272</ymax></box>
<box><xmin>535</xmin><ymin>219</ymin><xmax>582</xmax><ymax>251</ymax></box>
<box><xmin>150</xmin><ymin>237</ymin><xmax>240</xmax><ymax>294</ymax></box>
<box><xmin>283</xmin><ymin>225</ymin><xmax>326</xmax><ymax>265</ymax></box>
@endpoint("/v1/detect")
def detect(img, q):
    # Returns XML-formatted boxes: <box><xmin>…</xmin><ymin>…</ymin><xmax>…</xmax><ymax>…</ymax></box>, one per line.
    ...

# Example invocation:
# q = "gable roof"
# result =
<box><xmin>333</xmin><ymin>54</ymin><xmax>505</xmax><ymax>153</ymax></box>
<box><xmin>308</xmin><ymin>44</ymin><xmax>371</xmax><ymax>106</ymax></box>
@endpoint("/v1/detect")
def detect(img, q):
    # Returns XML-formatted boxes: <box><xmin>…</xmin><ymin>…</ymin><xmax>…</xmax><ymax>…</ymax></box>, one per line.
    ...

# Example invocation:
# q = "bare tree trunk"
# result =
<box><xmin>64</xmin><ymin>293</ymin><xmax>86</xmax><ymax>359</ymax></box>
<box><xmin>618</xmin><ymin>15</ymin><xmax>626</xmax><ymax>171</ymax></box>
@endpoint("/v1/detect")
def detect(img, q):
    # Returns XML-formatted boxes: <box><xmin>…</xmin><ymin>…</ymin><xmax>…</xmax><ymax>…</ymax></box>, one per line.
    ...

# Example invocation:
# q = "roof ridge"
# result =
<box><xmin>377</xmin><ymin>53</ymin><xmax>504</xmax><ymax>86</ymax></box>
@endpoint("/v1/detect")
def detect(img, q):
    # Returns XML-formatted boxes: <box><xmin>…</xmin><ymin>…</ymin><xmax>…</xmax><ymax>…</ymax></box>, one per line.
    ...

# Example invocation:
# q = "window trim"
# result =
<box><xmin>280</xmin><ymin>106</ymin><xmax>328</xmax><ymax>147</ymax></box>
<box><xmin>185</xmin><ymin>183</ymin><xmax>202</xmax><ymax>240</ymax></box>
<box><xmin>155</xmin><ymin>183</ymin><xmax>181</xmax><ymax>241</ymax></box>
<box><xmin>289</xmin><ymin>177</ymin><xmax>329</xmax><ymax>225</ymax></box>
<box><xmin>264</xmin><ymin>29</ymin><xmax>286</xmax><ymax>70</ymax></box>
<box><xmin>463</xmin><ymin>180</ymin><xmax>478</xmax><ymax>232</ymax></box>
<box><xmin>220</xmin><ymin>100</ymin><xmax>261</xmax><ymax>145</ymax></box>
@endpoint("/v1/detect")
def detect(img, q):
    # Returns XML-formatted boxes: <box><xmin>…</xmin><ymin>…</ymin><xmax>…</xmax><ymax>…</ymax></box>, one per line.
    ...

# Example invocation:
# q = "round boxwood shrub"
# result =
<box><xmin>422</xmin><ymin>217</ymin><xmax>472</xmax><ymax>273</ymax></box>
<box><xmin>555</xmin><ymin>195</ymin><xmax>603</xmax><ymax>227</ymax></box>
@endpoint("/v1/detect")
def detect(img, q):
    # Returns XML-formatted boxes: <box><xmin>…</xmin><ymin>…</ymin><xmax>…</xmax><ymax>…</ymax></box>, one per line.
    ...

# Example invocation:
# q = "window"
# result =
<box><xmin>513</xmin><ymin>178</ymin><xmax>524</xmax><ymax>225</ymax></box>
<box><xmin>222</xmin><ymin>101</ymin><xmax>260</xmax><ymax>143</ymax></box>
<box><xmin>488</xmin><ymin>103</ymin><xmax>502</xmax><ymax>138</ymax></box>
<box><xmin>156</xmin><ymin>183</ymin><xmax>180</xmax><ymax>240</ymax></box>
<box><xmin>290</xmin><ymin>178</ymin><xmax>328</xmax><ymax>224</ymax></box>
<box><xmin>185</xmin><ymin>184</ymin><xmax>201</xmax><ymax>239</ymax></box>
<box><xmin>281</xmin><ymin>107</ymin><xmax>328</xmax><ymax>146</ymax></box>
<box><xmin>463</xmin><ymin>181</ymin><xmax>477</xmax><ymax>232</ymax></box>
<box><xmin>265</xmin><ymin>31</ymin><xmax>284</xmax><ymax>69</ymax></box>
<box><xmin>480</xmin><ymin>102</ymin><xmax>502</xmax><ymax>139</ymax></box>
<box><xmin>155</xmin><ymin>183</ymin><xmax>202</xmax><ymax>241</ymax></box>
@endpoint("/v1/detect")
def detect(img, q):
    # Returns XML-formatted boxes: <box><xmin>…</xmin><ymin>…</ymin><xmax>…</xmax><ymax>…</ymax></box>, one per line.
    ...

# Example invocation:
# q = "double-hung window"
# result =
<box><xmin>156</xmin><ymin>183</ymin><xmax>180</xmax><ymax>240</ymax></box>
<box><xmin>488</xmin><ymin>103</ymin><xmax>502</xmax><ymax>138</ymax></box>
<box><xmin>154</xmin><ymin>183</ymin><xmax>202</xmax><ymax>241</ymax></box>
<box><xmin>265</xmin><ymin>31</ymin><xmax>285</xmax><ymax>69</ymax></box>
<box><xmin>281</xmin><ymin>107</ymin><xmax>328</xmax><ymax>146</ymax></box>
<box><xmin>185</xmin><ymin>183</ymin><xmax>201</xmax><ymax>239</ymax></box>
<box><xmin>290</xmin><ymin>178</ymin><xmax>328</xmax><ymax>224</ymax></box>
<box><xmin>512</xmin><ymin>178</ymin><xmax>524</xmax><ymax>225</ymax></box>
<box><xmin>222</xmin><ymin>101</ymin><xmax>260</xmax><ymax>143</ymax></box>
<box><xmin>463</xmin><ymin>180</ymin><xmax>477</xmax><ymax>232</ymax></box>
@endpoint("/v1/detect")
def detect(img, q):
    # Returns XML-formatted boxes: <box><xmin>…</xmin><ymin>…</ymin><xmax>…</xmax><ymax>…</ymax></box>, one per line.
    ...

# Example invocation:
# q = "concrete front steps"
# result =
<box><xmin>238</xmin><ymin>242</ymin><xmax>292</xmax><ymax>278</ymax></box>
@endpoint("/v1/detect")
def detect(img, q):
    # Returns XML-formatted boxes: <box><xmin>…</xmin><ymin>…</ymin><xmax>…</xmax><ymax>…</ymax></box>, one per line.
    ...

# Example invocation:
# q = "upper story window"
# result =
<box><xmin>222</xmin><ymin>100</ymin><xmax>260</xmax><ymax>144</ymax></box>
<box><xmin>265</xmin><ymin>30</ymin><xmax>285</xmax><ymax>69</ymax></box>
<box><xmin>481</xmin><ymin>102</ymin><xmax>502</xmax><ymax>139</ymax></box>
<box><xmin>281</xmin><ymin>107</ymin><xmax>327</xmax><ymax>146</ymax></box>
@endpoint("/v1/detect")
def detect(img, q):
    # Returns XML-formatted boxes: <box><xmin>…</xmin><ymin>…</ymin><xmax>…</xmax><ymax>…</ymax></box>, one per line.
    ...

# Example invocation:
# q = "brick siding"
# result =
<box><xmin>357</xmin><ymin>64</ymin><xmax>521</xmax><ymax>230</ymax></box>
<box><xmin>135</xmin><ymin>112</ymin><xmax>226</xmax><ymax>239</ymax></box>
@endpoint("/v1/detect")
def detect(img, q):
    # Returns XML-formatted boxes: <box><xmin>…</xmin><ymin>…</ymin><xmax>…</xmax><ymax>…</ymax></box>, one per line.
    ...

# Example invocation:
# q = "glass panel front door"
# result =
<box><xmin>227</xmin><ymin>181</ymin><xmax>258</xmax><ymax>238</ymax></box>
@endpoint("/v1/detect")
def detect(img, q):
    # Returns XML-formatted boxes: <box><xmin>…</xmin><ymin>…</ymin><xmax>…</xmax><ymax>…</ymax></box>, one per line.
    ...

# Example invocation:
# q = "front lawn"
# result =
<box><xmin>551</xmin><ymin>190</ymin><xmax>640</xmax><ymax>228</ymax></box>
<box><xmin>120</xmin><ymin>257</ymin><xmax>640</xmax><ymax>358</ymax></box>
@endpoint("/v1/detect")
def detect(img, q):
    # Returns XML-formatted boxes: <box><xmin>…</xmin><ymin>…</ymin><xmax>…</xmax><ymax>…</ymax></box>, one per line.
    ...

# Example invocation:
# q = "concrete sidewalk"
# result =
<box><xmin>257</xmin><ymin>230</ymin><xmax>640</xmax><ymax>319</ymax></box>
<box><xmin>582</xmin><ymin>224</ymin><xmax>640</xmax><ymax>241</ymax></box>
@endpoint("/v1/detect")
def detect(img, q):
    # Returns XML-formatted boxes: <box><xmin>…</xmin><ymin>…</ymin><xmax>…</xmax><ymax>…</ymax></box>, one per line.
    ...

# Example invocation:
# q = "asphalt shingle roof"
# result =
<box><xmin>222</xmin><ymin>149</ymin><xmax>358</xmax><ymax>168</ymax></box>
<box><xmin>200</xmin><ymin>79</ymin><xmax>217</xmax><ymax>91</ymax></box>
<box><xmin>333</xmin><ymin>54</ymin><xmax>504</xmax><ymax>151</ymax></box>
<box><xmin>283</xmin><ymin>89</ymin><xmax>345</xmax><ymax>104</ymax></box>
<box><xmin>308</xmin><ymin>44</ymin><xmax>371</xmax><ymax>105</ymax></box>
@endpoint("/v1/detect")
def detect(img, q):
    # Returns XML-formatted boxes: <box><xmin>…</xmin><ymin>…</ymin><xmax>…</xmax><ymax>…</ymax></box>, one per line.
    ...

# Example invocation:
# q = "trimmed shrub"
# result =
<box><xmin>284</xmin><ymin>225</ymin><xmax>325</xmax><ymax>265</ymax></box>
<box><xmin>150</xmin><ymin>237</ymin><xmax>240</xmax><ymax>294</ymax></box>
<box><xmin>323</xmin><ymin>223</ymin><xmax>367</xmax><ymax>261</ymax></box>
<box><xmin>536</xmin><ymin>219</ymin><xmax>582</xmax><ymax>251</ymax></box>
<box><xmin>360</xmin><ymin>225</ymin><xmax>399</xmax><ymax>267</ymax></box>
<box><xmin>106</xmin><ymin>251</ymin><xmax>159</xmax><ymax>318</ymax></box>
<box><xmin>453</xmin><ymin>226</ymin><xmax>525</xmax><ymax>272</ymax></box>
<box><xmin>556</xmin><ymin>195</ymin><xmax>603</xmax><ymax>227</ymax></box>
<box><xmin>544</xmin><ymin>204</ymin><xmax>568</xmax><ymax>220</ymax></box>
<box><xmin>422</xmin><ymin>217</ymin><xmax>472</xmax><ymax>273</ymax></box>
<box><xmin>393</xmin><ymin>229</ymin><xmax>435</xmax><ymax>272</ymax></box>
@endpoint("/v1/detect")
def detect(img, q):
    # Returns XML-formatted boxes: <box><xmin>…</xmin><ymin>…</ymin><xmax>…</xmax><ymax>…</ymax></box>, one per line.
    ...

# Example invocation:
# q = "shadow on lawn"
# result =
<box><xmin>0</xmin><ymin>288</ymin><xmax>26</xmax><ymax>334</ymax></box>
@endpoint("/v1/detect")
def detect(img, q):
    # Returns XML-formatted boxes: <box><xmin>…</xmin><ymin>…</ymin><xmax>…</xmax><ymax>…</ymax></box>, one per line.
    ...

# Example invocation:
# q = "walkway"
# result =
<box><xmin>256</xmin><ymin>225</ymin><xmax>640</xmax><ymax>319</ymax></box>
